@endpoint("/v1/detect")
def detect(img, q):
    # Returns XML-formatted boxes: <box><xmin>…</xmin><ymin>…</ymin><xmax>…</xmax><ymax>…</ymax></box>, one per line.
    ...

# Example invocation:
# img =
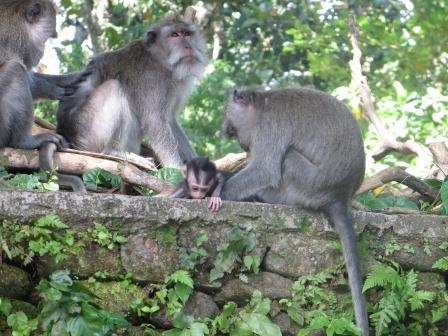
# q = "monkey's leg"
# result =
<box><xmin>323</xmin><ymin>201</ymin><xmax>369</xmax><ymax>336</ymax></box>
<box><xmin>169</xmin><ymin>119</ymin><xmax>197</xmax><ymax>162</ymax></box>
<box><xmin>146</xmin><ymin>126</ymin><xmax>186</xmax><ymax>168</ymax></box>
<box><xmin>221</xmin><ymin>145</ymin><xmax>285</xmax><ymax>201</ymax></box>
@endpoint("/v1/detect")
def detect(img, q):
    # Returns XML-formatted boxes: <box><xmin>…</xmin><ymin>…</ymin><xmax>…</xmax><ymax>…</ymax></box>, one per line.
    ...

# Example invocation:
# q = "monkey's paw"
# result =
<box><xmin>208</xmin><ymin>197</ymin><xmax>222</xmax><ymax>212</ymax></box>
<box><xmin>39</xmin><ymin>133</ymin><xmax>69</xmax><ymax>150</ymax></box>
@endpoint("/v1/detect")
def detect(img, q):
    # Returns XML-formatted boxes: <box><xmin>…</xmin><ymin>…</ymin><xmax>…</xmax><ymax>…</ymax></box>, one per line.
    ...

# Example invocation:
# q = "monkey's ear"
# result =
<box><xmin>233</xmin><ymin>89</ymin><xmax>253</xmax><ymax>107</ymax></box>
<box><xmin>144</xmin><ymin>30</ymin><xmax>158</xmax><ymax>46</ymax></box>
<box><xmin>25</xmin><ymin>2</ymin><xmax>42</xmax><ymax>24</ymax></box>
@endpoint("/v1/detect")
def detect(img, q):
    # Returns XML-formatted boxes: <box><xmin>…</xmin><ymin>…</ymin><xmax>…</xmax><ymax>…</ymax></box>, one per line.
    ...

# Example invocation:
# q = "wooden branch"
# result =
<box><xmin>0</xmin><ymin>148</ymin><xmax>174</xmax><ymax>194</ymax></box>
<box><xmin>357</xmin><ymin>167</ymin><xmax>440</xmax><ymax>202</ymax></box>
<box><xmin>347</xmin><ymin>15</ymin><xmax>433</xmax><ymax>164</ymax></box>
<box><xmin>34</xmin><ymin>116</ymin><xmax>55</xmax><ymax>130</ymax></box>
<box><xmin>214</xmin><ymin>152</ymin><xmax>247</xmax><ymax>171</ymax></box>
<box><xmin>429</xmin><ymin>142</ymin><xmax>448</xmax><ymax>165</ymax></box>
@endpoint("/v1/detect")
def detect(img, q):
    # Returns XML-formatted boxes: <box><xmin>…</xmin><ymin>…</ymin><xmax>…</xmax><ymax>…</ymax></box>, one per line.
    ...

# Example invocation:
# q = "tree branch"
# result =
<box><xmin>0</xmin><ymin>148</ymin><xmax>174</xmax><ymax>194</ymax></box>
<box><xmin>357</xmin><ymin>166</ymin><xmax>440</xmax><ymax>202</ymax></box>
<box><xmin>347</xmin><ymin>14</ymin><xmax>433</xmax><ymax>164</ymax></box>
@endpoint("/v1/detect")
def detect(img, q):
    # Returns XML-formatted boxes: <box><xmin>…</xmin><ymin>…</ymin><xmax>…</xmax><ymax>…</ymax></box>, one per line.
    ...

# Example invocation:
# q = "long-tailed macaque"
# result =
<box><xmin>0</xmin><ymin>0</ymin><xmax>88</xmax><ymax>192</ymax></box>
<box><xmin>0</xmin><ymin>0</ymin><xmax>67</xmax><ymax>150</ymax></box>
<box><xmin>221</xmin><ymin>88</ymin><xmax>369</xmax><ymax>335</ymax></box>
<box><xmin>48</xmin><ymin>16</ymin><xmax>208</xmax><ymax>169</ymax></box>
<box><xmin>170</xmin><ymin>157</ymin><xmax>224</xmax><ymax>212</ymax></box>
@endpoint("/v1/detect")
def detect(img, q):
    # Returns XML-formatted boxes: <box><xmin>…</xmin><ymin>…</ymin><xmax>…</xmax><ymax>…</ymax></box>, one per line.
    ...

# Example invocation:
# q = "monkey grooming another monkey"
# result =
<box><xmin>0</xmin><ymin>0</ymin><xmax>88</xmax><ymax>192</ymax></box>
<box><xmin>49</xmin><ymin>16</ymin><xmax>208</xmax><ymax>170</ymax></box>
<box><xmin>170</xmin><ymin>157</ymin><xmax>224</xmax><ymax>212</ymax></box>
<box><xmin>0</xmin><ymin>0</ymin><xmax>67</xmax><ymax>151</ymax></box>
<box><xmin>221</xmin><ymin>88</ymin><xmax>369</xmax><ymax>335</ymax></box>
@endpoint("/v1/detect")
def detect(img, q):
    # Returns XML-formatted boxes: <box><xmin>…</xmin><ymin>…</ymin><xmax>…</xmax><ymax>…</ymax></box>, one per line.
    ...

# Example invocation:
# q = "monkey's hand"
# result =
<box><xmin>36</xmin><ymin>133</ymin><xmax>69</xmax><ymax>150</ymax></box>
<box><xmin>58</xmin><ymin>68</ymin><xmax>93</xmax><ymax>99</ymax></box>
<box><xmin>208</xmin><ymin>197</ymin><xmax>222</xmax><ymax>212</ymax></box>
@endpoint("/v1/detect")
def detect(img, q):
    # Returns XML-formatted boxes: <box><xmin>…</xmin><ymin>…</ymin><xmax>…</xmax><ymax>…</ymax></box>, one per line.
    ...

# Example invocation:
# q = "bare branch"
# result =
<box><xmin>357</xmin><ymin>166</ymin><xmax>440</xmax><ymax>202</ymax></box>
<box><xmin>347</xmin><ymin>14</ymin><xmax>433</xmax><ymax>164</ymax></box>
<box><xmin>0</xmin><ymin>148</ymin><xmax>174</xmax><ymax>194</ymax></box>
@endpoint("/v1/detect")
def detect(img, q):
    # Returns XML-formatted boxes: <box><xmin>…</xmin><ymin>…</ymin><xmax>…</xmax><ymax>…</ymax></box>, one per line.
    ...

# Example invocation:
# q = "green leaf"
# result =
<box><xmin>174</xmin><ymin>283</ymin><xmax>193</xmax><ymax>303</ymax></box>
<box><xmin>66</xmin><ymin>316</ymin><xmax>89</xmax><ymax>336</ymax></box>
<box><xmin>240</xmin><ymin>312</ymin><xmax>282</xmax><ymax>336</ymax></box>
<box><xmin>0</xmin><ymin>297</ymin><xmax>12</xmax><ymax>316</ymax></box>
<box><xmin>82</xmin><ymin>168</ymin><xmax>122</xmax><ymax>190</ymax></box>
<box><xmin>153</xmin><ymin>167</ymin><xmax>183</xmax><ymax>185</ymax></box>
<box><xmin>432</xmin><ymin>256</ymin><xmax>448</xmax><ymax>271</ymax></box>
<box><xmin>168</xmin><ymin>270</ymin><xmax>194</xmax><ymax>288</ymax></box>
<box><xmin>441</xmin><ymin>181</ymin><xmax>448</xmax><ymax>214</ymax></box>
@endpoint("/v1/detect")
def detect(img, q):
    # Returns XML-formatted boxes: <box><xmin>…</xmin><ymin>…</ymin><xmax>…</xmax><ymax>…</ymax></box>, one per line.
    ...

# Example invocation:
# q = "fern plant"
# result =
<box><xmin>432</xmin><ymin>242</ymin><xmax>448</xmax><ymax>271</ymax></box>
<box><xmin>279</xmin><ymin>269</ymin><xmax>361</xmax><ymax>336</ymax></box>
<box><xmin>363</xmin><ymin>262</ymin><xmax>436</xmax><ymax>336</ymax></box>
<box><xmin>0</xmin><ymin>214</ymin><xmax>82</xmax><ymax>265</ymax></box>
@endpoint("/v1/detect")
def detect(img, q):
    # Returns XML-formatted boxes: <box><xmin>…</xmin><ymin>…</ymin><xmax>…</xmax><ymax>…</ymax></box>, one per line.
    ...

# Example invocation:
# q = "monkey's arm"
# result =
<box><xmin>0</xmin><ymin>61</ymin><xmax>67</xmax><ymax>149</ymax></box>
<box><xmin>30</xmin><ymin>71</ymin><xmax>90</xmax><ymax>100</ymax></box>
<box><xmin>221</xmin><ymin>144</ymin><xmax>285</xmax><ymax>201</ymax></box>
<box><xmin>208</xmin><ymin>174</ymin><xmax>225</xmax><ymax>212</ymax></box>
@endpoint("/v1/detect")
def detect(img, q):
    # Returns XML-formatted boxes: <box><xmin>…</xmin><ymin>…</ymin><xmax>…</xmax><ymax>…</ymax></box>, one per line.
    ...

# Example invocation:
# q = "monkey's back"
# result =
<box><xmin>257</xmin><ymin>88</ymin><xmax>365</xmax><ymax>208</ymax></box>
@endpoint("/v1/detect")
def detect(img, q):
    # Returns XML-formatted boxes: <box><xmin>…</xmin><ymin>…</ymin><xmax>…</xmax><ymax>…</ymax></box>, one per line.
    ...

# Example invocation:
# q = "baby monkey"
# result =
<box><xmin>170</xmin><ymin>157</ymin><xmax>224</xmax><ymax>212</ymax></box>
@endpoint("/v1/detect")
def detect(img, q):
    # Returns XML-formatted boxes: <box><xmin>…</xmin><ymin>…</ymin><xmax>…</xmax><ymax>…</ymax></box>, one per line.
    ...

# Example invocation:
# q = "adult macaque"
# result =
<box><xmin>171</xmin><ymin>157</ymin><xmax>224</xmax><ymax>212</ymax></box>
<box><xmin>0</xmin><ymin>0</ymin><xmax>68</xmax><ymax>150</ymax></box>
<box><xmin>222</xmin><ymin>88</ymin><xmax>369</xmax><ymax>335</ymax></box>
<box><xmin>0</xmin><ymin>0</ymin><xmax>89</xmax><ymax>192</ymax></box>
<box><xmin>51</xmin><ymin>16</ymin><xmax>208</xmax><ymax>168</ymax></box>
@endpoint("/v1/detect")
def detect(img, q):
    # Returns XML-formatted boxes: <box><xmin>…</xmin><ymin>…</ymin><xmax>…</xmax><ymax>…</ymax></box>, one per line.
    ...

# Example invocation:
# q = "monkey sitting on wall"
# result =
<box><xmin>170</xmin><ymin>157</ymin><xmax>225</xmax><ymax>212</ymax></box>
<box><xmin>221</xmin><ymin>88</ymin><xmax>369</xmax><ymax>335</ymax></box>
<box><xmin>42</xmin><ymin>15</ymin><xmax>209</xmax><ymax>172</ymax></box>
<box><xmin>0</xmin><ymin>0</ymin><xmax>89</xmax><ymax>192</ymax></box>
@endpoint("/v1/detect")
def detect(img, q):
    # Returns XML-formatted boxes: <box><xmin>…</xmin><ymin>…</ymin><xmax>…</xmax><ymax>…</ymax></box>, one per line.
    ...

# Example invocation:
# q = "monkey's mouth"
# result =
<box><xmin>179</xmin><ymin>55</ymin><xmax>197</xmax><ymax>64</ymax></box>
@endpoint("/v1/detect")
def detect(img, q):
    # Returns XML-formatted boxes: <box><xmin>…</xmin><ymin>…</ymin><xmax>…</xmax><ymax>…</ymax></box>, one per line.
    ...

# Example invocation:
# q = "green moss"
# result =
<box><xmin>82</xmin><ymin>281</ymin><xmax>146</xmax><ymax>314</ymax></box>
<box><xmin>297</xmin><ymin>216</ymin><xmax>311</xmax><ymax>233</ymax></box>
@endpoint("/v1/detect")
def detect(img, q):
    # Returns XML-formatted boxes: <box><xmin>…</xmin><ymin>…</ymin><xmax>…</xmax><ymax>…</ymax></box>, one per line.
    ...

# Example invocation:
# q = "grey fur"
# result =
<box><xmin>221</xmin><ymin>87</ymin><xmax>369</xmax><ymax>335</ymax></box>
<box><xmin>0</xmin><ymin>0</ymin><xmax>63</xmax><ymax>150</ymax></box>
<box><xmin>0</xmin><ymin>0</ymin><xmax>87</xmax><ymax>192</ymax></box>
<box><xmin>56</xmin><ymin>17</ymin><xmax>209</xmax><ymax>168</ymax></box>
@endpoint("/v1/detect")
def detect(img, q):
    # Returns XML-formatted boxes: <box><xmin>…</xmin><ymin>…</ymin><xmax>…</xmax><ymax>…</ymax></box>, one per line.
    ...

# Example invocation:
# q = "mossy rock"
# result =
<box><xmin>0</xmin><ymin>264</ymin><xmax>32</xmax><ymax>300</ymax></box>
<box><xmin>81</xmin><ymin>280</ymin><xmax>146</xmax><ymax>314</ymax></box>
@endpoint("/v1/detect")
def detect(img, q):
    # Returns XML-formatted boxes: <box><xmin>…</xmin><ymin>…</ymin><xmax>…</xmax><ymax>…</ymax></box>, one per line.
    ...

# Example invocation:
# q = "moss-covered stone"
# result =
<box><xmin>0</xmin><ymin>264</ymin><xmax>32</xmax><ymax>300</ymax></box>
<box><xmin>214</xmin><ymin>272</ymin><xmax>293</xmax><ymax>305</ymax></box>
<box><xmin>264</xmin><ymin>234</ymin><xmax>342</xmax><ymax>278</ymax></box>
<box><xmin>121</xmin><ymin>234</ymin><xmax>180</xmax><ymax>283</ymax></box>
<box><xmin>37</xmin><ymin>240</ymin><xmax>124</xmax><ymax>279</ymax></box>
<box><xmin>81</xmin><ymin>280</ymin><xmax>146</xmax><ymax>314</ymax></box>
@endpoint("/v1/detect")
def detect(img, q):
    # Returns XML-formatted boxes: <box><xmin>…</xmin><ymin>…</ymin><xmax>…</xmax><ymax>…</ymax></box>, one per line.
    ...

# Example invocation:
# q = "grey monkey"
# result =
<box><xmin>222</xmin><ymin>88</ymin><xmax>369</xmax><ymax>335</ymax></box>
<box><xmin>49</xmin><ymin>16</ymin><xmax>209</xmax><ymax>169</ymax></box>
<box><xmin>0</xmin><ymin>0</ymin><xmax>89</xmax><ymax>192</ymax></box>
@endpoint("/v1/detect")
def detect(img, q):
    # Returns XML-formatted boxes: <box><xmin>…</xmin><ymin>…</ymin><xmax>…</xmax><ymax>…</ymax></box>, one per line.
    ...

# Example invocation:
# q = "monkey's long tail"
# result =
<box><xmin>39</xmin><ymin>142</ymin><xmax>86</xmax><ymax>193</ymax></box>
<box><xmin>324</xmin><ymin>201</ymin><xmax>369</xmax><ymax>336</ymax></box>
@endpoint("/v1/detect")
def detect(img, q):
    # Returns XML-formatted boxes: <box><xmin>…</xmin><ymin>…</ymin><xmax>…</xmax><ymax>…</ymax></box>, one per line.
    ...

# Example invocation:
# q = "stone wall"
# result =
<box><xmin>0</xmin><ymin>190</ymin><xmax>447</xmax><ymax>335</ymax></box>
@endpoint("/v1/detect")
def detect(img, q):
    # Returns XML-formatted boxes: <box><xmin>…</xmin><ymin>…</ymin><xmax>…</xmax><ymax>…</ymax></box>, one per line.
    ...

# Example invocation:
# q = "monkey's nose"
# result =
<box><xmin>225</xmin><ymin>125</ymin><xmax>237</xmax><ymax>136</ymax></box>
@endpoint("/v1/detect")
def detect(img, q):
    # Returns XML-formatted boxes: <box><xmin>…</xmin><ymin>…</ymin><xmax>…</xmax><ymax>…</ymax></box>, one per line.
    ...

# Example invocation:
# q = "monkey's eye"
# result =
<box><xmin>171</xmin><ymin>32</ymin><xmax>180</xmax><ymax>37</ymax></box>
<box><xmin>183</xmin><ymin>31</ymin><xmax>192</xmax><ymax>37</ymax></box>
<box><xmin>192</xmin><ymin>187</ymin><xmax>199</xmax><ymax>192</ymax></box>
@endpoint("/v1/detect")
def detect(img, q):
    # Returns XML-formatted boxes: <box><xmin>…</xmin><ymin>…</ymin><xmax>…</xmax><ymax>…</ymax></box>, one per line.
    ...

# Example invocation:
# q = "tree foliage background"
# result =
<box><xmin>38</xmin><ymin>0</ymin><xmax>448</xmax><ymax>176</ymax></box>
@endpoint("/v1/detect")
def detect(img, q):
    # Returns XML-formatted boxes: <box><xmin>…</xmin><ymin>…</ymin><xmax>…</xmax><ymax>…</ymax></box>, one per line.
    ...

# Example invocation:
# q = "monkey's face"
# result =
<box><xmin>147</xmin><ymin>20</ymin><xmax>208</xmax><ymax>80</ymax></box>
<box><xmin>24</xmin><ymin>0</ymin><xmax>57</xmax><ymax>66</ymax></box>
<box><xmin>223</xmin><ymin>89</ymin><xmax>257</xmax><ymax>152</ymax></box>
<box><xmin>187</xmin><ymin>170</ymin><xmax>215</xmax><ymax>199</ymax></box>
